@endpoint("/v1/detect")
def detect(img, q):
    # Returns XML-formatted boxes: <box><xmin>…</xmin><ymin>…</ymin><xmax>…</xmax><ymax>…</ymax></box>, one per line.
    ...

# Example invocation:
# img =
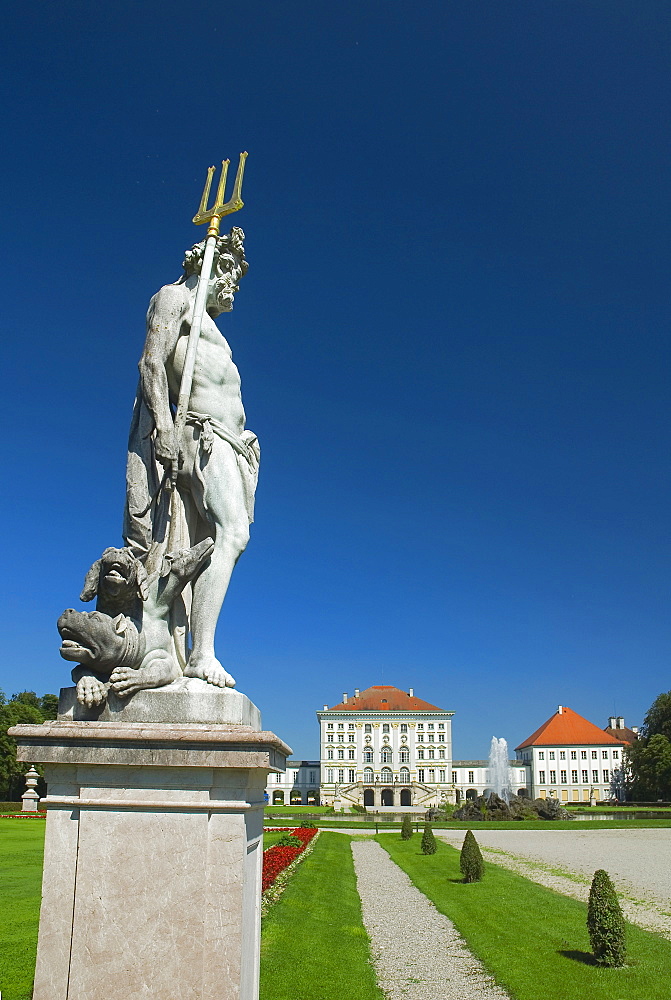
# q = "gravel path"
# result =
<box><xmin>351</xmin><ymin>840</ymin><xmax>509</xmax><ymax>1000</ymax></box>
<box><xmin>436</xmin><ymin>829</ymin><xmax>671</xmax><ymax>939</ymax></box>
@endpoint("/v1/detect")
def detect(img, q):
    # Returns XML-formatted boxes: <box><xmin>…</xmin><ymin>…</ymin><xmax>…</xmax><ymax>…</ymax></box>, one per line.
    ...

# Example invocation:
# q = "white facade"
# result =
<box><xmin>451</xmin><ymin>760</ymin><xmax>530</xmax><ymax>802</ymax></box>
<box><xmin>266</xmin><ymin>760</ymin><xmax>320</xmax><ymax>806</ymax></box>
<box><xmin>516</xmin><ymin>743</ymin><xmax>623</xmax><ymax>802</ymax></box>
<box><xmin>317</xmin><ymin>688</ymin><xmax>455</xmax><ymax>810</ymax></box>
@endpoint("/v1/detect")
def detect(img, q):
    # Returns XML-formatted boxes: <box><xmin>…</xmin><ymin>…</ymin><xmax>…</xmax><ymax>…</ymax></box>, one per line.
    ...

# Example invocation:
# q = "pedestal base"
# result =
<box><xmin>11</xmin><ymin>695</ymin><xmax>290</xmax><ymax>1000</ymax></box>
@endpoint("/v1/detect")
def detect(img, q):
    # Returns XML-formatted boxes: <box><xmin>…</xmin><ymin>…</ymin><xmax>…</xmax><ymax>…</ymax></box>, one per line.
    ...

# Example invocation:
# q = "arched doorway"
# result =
<box><xmin>272</xmin><ymin>790</ymin><xmax>284</xmax><ymax>805</ymax></box>
<box><xmin>290</xmin><ymin>790</ymin><xmax>302</xmax><ymax>805</ymax></box>
<box><xmin>517</xmin><ymin>788</ymin><xmax>528</xmax><ymax>798</ymax></box>
<box><xmin>466</xmin><ymin>788</ymin><xmax>478</xmax><ymax>800</ymax></box>
<box><xmin>363</xmin><ymin>788</ymin><xmax>374</xmax><ymax>807</ymax></box>
<box><xmin>400</xmin><ymin>788</ymin><xmax>411</xmax><ymax>806</ymax></box>
<box><xmin>381</xmin><ymin>788</ymin><xmax>394</xmax><ymax>807</ymax></box>
<box><xmin>307</xmin><ymin>789</ymin><xmax>320</xmax><ymax>805</ymax></box>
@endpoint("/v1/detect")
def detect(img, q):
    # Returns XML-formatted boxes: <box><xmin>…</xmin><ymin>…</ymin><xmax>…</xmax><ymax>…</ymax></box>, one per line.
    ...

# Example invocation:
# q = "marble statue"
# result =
<box><xmin>58</xmin><ymin>202</ymin><xmax>258</xmax><ymax>704</ymax></box>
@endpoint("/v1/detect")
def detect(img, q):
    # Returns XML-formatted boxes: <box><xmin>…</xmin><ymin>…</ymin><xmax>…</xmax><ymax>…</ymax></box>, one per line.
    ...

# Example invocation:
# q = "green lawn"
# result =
<box><xmin>380</xmin><ymin>833</ymin><xmax>671</xmax><ymax>1000</ymax></box>
<box><xmin>260</xmin><ymin>832</ymin><xmax>383</xmax><ymax>1000</ymax></box>
<box><xmin>0</xmin><ymin>819</ymin><xmax>45</xmax><ymax>1000</ymax></box>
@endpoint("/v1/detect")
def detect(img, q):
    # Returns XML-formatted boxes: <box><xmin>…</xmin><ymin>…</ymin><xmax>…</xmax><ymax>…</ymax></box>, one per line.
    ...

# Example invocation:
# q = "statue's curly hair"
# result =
<box><xmin>182</xmin><ymin>227</ymin><xmax>248</xmax><ymax>278</ymax></box>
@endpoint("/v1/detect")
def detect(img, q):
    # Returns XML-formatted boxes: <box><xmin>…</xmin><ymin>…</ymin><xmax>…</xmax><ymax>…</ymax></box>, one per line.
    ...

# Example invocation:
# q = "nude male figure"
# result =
<box><xmin>125</xmin><ymin>227</ymin><xmax>258</xmax><ymax>688</ymax></box>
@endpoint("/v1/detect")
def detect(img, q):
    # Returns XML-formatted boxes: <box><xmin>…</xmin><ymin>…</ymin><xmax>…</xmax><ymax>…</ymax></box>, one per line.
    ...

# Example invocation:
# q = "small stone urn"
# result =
<box><xmin>21</xmin><ymin>765</ymin><xmax>40</xmax><ymax>812</ymax></box>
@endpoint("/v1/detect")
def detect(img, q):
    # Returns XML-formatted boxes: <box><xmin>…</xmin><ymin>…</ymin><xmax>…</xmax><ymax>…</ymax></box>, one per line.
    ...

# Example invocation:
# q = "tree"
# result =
<box><xmin>0</xmin><ymin>691</ymin><xmax>59</xmax><ymax>800</ymax></box>
<box><xmin>460</xmin><ymin>829</ymin><xmax>485</xmax><ymax>883</ymax></box>
<box><xmin>641</xmin><ymin>691</ymin><xmax>671</xmax><ymax>741</ymax></box>
<box><xmin>623</xmin><ymin>689</ymin><xmax>671</xmax><ymax>801</ymax></box>
<box><xmin>400</xmin><ymin>815</ymin><xmax>413</xmax><ymax>840</ymax></box>
<box><xmin>421</xmin><ymin>822</ymin><xmax>436</xmax><ymax>855</ymax></box>
<box><xmin>587</xmin><ymin>869</ymin><xmax>626</xmax><ymax>967</ymax></box>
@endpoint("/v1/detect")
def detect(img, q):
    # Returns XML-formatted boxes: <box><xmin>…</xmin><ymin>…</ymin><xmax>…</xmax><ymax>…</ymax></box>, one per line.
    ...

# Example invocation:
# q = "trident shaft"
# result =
<box><xmin>171</xmin><ymin>152</ymin><xmax>248</xmax><ymax>485</ymax></box>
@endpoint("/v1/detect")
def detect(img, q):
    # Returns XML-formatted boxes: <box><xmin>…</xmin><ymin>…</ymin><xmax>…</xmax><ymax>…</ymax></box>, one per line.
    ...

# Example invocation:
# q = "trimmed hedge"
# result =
<box><xmin>587</xmin><ymin>869</ymin><xmax>626</xmax><ymax>967</ymax></box>
<box><xmin>460</xmin><ymin>829</ymin><xmax>485</xmax><ymax>883</ymax></box>
<box><xmin>421</xmin><ymin>822</ymin><xmax>437</xmax><ymax>855</ymax></box>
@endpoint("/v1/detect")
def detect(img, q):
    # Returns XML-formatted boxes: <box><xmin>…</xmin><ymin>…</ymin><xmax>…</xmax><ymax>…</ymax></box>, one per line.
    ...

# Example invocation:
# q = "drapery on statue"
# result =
<box><xmin>59</xmin><ymin>155</ymin><xmax>259</xmax><ymax>705</ymax></box>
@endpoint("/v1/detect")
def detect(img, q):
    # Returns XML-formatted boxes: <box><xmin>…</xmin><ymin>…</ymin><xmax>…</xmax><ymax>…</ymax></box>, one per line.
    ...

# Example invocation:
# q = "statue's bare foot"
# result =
<box><xmin>76</xmin><ymin>675</ymin><xmax>108</xmax><ymax>707</ymax></box>
<box><xmin>185</xmin><ymin>655</ymin><xmax>236</xmax><ymax>688</ymax></box>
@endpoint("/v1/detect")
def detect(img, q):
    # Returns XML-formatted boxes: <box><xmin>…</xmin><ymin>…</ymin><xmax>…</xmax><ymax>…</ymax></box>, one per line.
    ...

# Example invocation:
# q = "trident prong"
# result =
<box><xmin>192</xmin><ymin>152</ymin><xmax>247</xmax><ymax>228</ymax></box>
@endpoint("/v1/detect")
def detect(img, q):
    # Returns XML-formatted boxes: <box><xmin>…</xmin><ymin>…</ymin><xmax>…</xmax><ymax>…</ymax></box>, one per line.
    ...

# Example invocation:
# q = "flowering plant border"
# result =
<box><xmin>261</xmin><ymin>826</ymin><xmax>319</xmax><ymax>917</ymax></box>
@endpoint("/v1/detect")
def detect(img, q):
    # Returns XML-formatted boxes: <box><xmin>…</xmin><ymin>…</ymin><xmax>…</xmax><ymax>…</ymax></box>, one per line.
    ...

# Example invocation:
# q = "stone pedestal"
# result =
<box><xmin>10</xmin><ymin>686</ymin><xmax>290</xmax><ymax>1000</ymax></box>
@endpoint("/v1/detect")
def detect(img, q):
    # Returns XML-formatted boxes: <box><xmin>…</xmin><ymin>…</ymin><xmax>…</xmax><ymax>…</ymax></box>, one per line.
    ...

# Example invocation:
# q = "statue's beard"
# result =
<box><xmin>210</xmin><ymin>275</ymin><xmax>238</xmax><ymax>313</ymax></box>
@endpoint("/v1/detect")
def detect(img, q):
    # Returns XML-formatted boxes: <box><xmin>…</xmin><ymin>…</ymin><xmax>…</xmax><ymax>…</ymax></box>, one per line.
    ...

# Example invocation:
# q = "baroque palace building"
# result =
<box><xmin>317</xmin><ymin>685</ymin><xmax>456</xmax><ymax>809</ymax></box>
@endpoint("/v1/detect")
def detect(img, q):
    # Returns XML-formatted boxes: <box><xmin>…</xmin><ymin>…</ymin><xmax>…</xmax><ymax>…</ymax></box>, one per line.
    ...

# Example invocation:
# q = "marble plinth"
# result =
<box><xmin>10</xmin><ymin>693</ymin><xmax>290</xmax><ymax>1000</ymax></box>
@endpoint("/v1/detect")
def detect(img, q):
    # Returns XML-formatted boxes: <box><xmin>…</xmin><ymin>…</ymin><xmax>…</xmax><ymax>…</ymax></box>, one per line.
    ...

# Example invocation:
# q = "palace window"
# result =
<box><xmin>399</xmin><ymin>748</ymin><xmax>410</xmax><ymax>764</ymax></box>
<box><xmin>427</xmin><ymin>749</ymin><xmax>434</xmax><ymax>760</ymax></box>
<box><xmin>338</xmin><ymin>723</ymin><xmax>344</xmax><ymax>729</ymax></box>
<box><xmin>417</xmin><ymin>734</ymin><xmax>424</xmax><ymax>742</ymax></box>
<box><xmin>327</xmin><ymin>769</ymin><xmax>334</xmax><ymax>782</ymax></box>
<box><xmin>338</xmin><ymin>769</ymin><xmax>344</xmax><ymax>782</ymax></box>
<box><xmin>365</xmin><ymin>724</ymin><xmax>372</xmax><ymax>733</ymax></box>
<box><xmin>310</xmin><ymin>772</ymin><xmax>315</xmax><ymax>783</ymax></box>
<box><xmin>468</xmin><ymin>771</ymin><xmax>474</xmax><ymax>783</ymax></box>
<box><xmin>417</xmin><ymin>723</ymin><xmax>424</xmax><ymax>729</ymax></box>
<box><xmin>592</xmin><ymin>770</ymin><xmax>598</xmax><ymax>783</ymax></box>
<box><xmin>349</xmin><ymin>723</ymin><xmax>355</xmax><ymax>729</ymax></box>
<box><xmin>571</xmin><ymin>751</ymin><xmax>577</xmax><ymax>760</ymax></box>
<box><xmin>560</xmin><ymin>771</ymin><xmax>567</xmax><ymax>783</ymax></box>
<box><xmin>559</xmin><ymin>751</ymin><xmax>566</xmax><ymax>760</ymax></box>
<box><xmin>539</xmin><ymin>770</ymin><xmax>545</xmax><ymax>783</ymax></box>
<box><xmin>571</xmin><ymin>770</ymin><xmax>578</xmax><ymax>783</ymax></box>
<box><xmin>381</xmin><ymin>767</ymin><xmax>392</xmax><ymax>783</ymax></box>
<box><xmin>327</xmin><ymin>734</ymin><xmax>333</xmax><ymax>742</ymax></box>
<box><xmin>337</xmin><ymin>750</ymin><xmax>344</xmax><ymax>759</ymax></box>
<box><xmin>592</xmin><ymin>751</ymin><xmax>598</xmax><ymax>759</ymax></box>
<box><xmin>428</xmin><ymin>724</ymin><xmax>434</xmax><ymax>730</ymax></box>
<box><xmin>613</xmin><ymin>750</ymin><xmax>619</xmax><ymax>760</ymax></box>
<box><xmin>348</xmin><ymin>769</ymin><xmax>355</xmax><ymax>783</ymax></box>
<box><xmin>363</xmin><ymin>767</ymin><xmax>374</xmax><ymax>783</ymax></box>
<box><xmin>381</xmin><ymin>748</ymin><xmax>393</xmax><ymax>764</ymax></box>
<box><xmin>428</xmin><ymin>769</ymin><xmax>435</xmax><ymax>782</ymax></box>
<box><xmin>363</xmin><ymin>749</ymin><xmax>373</xmax><ymax>763</ymax></box>
<box><xmin>438</xmin><ymin>733</ymin><xmax>445</xmax><ymax>742</ymax></box>
<box><xmin>418</xmin><ymin>769</ymin><xmax>425</xmax><ymax>782</ymax></box>
<box><xmin>417</xmin><ymin>750</ymin><xmax>425</xmax><ymax>760</ymax></box>
<box><xmin>549</xmin><ymin>771</ymin><xmax>556</xmax><ymax>783</ymax></box>
<box><xmin>349</xmin><ymin>733</ymin><xmax>355</xmax><ymax>742</ymax></box>
<box><xmin>338</xmin><ymin>734</ymin><xmax>344</xmax><ymax>742</ymax></box>
<box><xmin>602</xmin><ymin>751</ymin><xmax>608</xmax><ymax>759</ymax></box>
<box><xmin>581</xmin><ymin>750</ymin><xmax>587</xmax><ymax>759</ymax></box>
<box><xmin>538</xmin><ymin>752</ymin><xmax>544</xmax><ymax>760</ymax></box>
<box><xmin>327</xmin><ymin>723</ymin><xmax>333</xmax><ymax>729</ymax></box>
<box><xmin>582</xmin><ymin>770</ymin><xmax>588</xmax><ymax>782</ymax></box>
<box><xmin>382</xmin><ymin>724</ymin><xmax>390</xmax><ymax>733</ymax></box>
<box><xmin>603</xmin><ymin>770</ymin><xmax>609</xmax><ymax>782</ymax></box>
<box><xmin>438</xmin><ymin>749</ymin><xmax>445</xmax><ymax>759</ymax></box>
<box><xmin>452</xmin><ymin>771</ymin><xmax>457</xmax><ymax>782</ymax></box>
<box><xmin>327</xmin><ymin>750</ymin><xmax>333</xmax><ymax>760</ymax></box>
<box><xmin>400</xmin><ymin>724</ymin><xmax>408</xmax><ymax>733</ymax></box>
<box><xmin>348</xmin><ymin>749</ymin><xmax>355</xmax><ymax>760</ymax></box>
<box><xmin>549</xmin><ymin>752</ymin><xmax>555</xmax><ymax>760</ymax></box>
<box><xmin>439</xmin><ymin>770</ymin><xmax>446</xmax><ymax>781</ymax></box>
<box><xmin>399</xmin><ymin>767</ymin><xmax>410</xmax><ymax>783</ymax></box>
<box><xmin>438</xmin><ymin>723</ymin><xmax>444</xmax><ymax>729</ymax></box>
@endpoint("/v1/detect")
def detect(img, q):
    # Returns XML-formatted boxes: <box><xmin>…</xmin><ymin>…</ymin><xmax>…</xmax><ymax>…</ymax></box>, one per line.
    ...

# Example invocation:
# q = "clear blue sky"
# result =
<box><xmin>1</xmin><ymin>2</ymin><xmax>669</xmax><ymax>760</ymax></box>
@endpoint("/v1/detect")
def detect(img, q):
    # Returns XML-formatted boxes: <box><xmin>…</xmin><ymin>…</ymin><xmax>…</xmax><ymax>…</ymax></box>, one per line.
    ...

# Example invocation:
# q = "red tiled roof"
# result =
<box><xmin>327</xmin><ymin>685</ymin><xmax>444</xmax><ymax>712</ymax></box>
<box><xmin>603</xmin><ymin>725</ymin><xmax>638</xmax><ymax>745</ymax></box>
<box><xmin>515</xmin><ymin>706</ymin><xmax>623</xmax><ymax>750</ymax></box>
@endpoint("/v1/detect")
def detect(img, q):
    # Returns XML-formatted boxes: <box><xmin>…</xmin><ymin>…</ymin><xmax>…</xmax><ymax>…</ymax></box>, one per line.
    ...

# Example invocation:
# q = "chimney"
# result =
<box><xmin>558</xmin><ymin>705</ymin><xmax>563</xmax><ymax>715</ymax></box>
<box><xmin>354</xmin><ymin>688</ymin><xmax>360</xmax><ymax>698</ymax></box>
<box><xmin>617</xmin><ymin>717</ymin><xmax>625</xmax><ymax>729</ymax></box>
<box><xmin>323</xmin><ymin>705</ymin><xmax>328</xmax><ymax>711</ymax></box>
<box><xmin>609</xmin><ymin>716</ymin><xmax>617</xmax><ymax>729</ymax></box>
<box><xmin>342</xmin><ymin>692</ymin><xmax>348</xmax><ymax>704</ymax></box>
<box><xmin>409</xmin><ymin>688</ymin><xmax>414</xmax><ymax>697</ymax></box>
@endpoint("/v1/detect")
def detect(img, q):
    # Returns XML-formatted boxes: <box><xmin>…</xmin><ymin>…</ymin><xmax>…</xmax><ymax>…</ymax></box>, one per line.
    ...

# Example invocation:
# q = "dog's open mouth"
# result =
<box><xmin>104</xmin><ymin>567</ymin><xmax>126</xmax><ymax>581</ymax></box>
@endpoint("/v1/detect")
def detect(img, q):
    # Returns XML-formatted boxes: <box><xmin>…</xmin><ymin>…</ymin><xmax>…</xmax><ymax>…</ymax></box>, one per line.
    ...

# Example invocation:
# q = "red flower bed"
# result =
<box><xmin>262</xmin><ymin>827</ymin><xmax>318</xmax><ymax>892</ymax></box>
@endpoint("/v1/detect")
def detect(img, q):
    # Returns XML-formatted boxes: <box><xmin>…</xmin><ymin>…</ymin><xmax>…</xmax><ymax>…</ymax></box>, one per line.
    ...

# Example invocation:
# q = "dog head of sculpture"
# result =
<box><xmin>80</xmin><ymin>547</ymin><xmax>149</xmax><ymax>609</ymax></box>
<box><xmin>57</xmin><ymin>608</ymin><xmax>143</xmax><ymax>672</ymax></box>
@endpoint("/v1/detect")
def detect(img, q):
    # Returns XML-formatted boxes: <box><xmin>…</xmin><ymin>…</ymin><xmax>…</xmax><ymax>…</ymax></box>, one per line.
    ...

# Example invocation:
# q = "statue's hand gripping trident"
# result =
<box><xmin>170</xmin><ymin>151</ymin><xmax>248</xmax><ymax>485</ymax></box>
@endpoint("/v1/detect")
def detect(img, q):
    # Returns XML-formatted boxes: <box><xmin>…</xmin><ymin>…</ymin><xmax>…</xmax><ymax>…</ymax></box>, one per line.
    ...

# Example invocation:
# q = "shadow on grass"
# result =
<box><xmin>558</xmin><ymin>950</ymin><xmax>598</xmax><ymax>966</ymax></box>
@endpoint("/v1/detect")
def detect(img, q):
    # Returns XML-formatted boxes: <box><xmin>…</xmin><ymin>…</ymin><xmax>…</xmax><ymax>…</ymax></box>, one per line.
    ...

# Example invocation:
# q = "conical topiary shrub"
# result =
<box><xmin>421</xmin><ymin>822</ymin><xmax>436</xmax><ymax>855</ymax></box>
<box><xmin>460</xmin><ymin>829</ymin><xmax>485</xmax><ymax>883</ymax></box>
<box><xmin>587</xmin><ymin>869</ymin><xmax>626</xmax><ymax>967</ymax></box>
<box><xmin>401</xmin><ymin>815</ymin><xmax>414</xmax><ymax>840</ymax></box>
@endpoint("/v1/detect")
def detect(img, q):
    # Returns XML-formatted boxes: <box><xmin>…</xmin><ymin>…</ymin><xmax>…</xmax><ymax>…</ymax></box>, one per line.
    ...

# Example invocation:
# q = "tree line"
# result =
<box><xmin>624</xmin><ymin>690</ymin><xmax>671</xmax><ymax>801</ymax></box>
<box><xmin>0</xmin><ymin>690</ymin><xmax>58</xmax><ymax>800</ymax></box>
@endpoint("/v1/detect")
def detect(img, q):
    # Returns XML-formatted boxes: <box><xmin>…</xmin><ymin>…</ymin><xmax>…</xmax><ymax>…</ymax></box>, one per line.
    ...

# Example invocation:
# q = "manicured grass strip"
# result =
<box><xmin>310</xmin><ymin>818</ymin><xmax>671</xmax><ymax>830</ymax></box>
<box><xmin>260</xmin><ymin>832</ymin><xmax>384</xmax><ymax>1000</ymax></box>
<box><xmin>0</xmin><ymin>818</ymin><xmax>45</xmax><ymax>1000</ymax></box>
<box><xmin>379</xmin><ymin>834</ymin><xmax>671</xmax><ymax>1000</ymax></box>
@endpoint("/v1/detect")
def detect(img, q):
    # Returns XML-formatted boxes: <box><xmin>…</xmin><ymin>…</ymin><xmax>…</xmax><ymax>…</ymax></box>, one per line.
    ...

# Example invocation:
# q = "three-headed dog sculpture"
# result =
<box><xmin>58</xmin><ymin>538</ymin><xmax>215</xmax><ymax>707</ymax></box>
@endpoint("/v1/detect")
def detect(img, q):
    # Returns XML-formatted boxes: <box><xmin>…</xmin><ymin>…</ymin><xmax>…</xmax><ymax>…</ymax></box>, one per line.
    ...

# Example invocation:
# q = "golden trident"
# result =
<box><xmin>172</xmin><ymin>152</ymin><xmax>248</xmax><ymax>485</ymax></box>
